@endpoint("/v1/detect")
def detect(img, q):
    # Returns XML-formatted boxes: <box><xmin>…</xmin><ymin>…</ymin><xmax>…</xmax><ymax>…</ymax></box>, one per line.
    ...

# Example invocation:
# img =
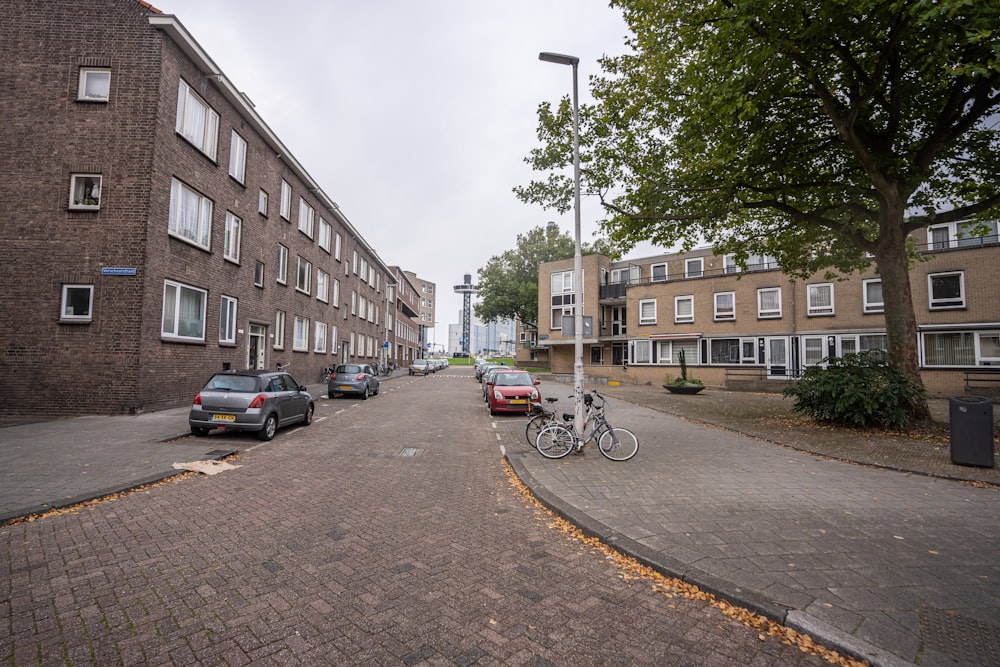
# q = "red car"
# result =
<box><xmin>486</xmin><ymin>369</ymin><xmax>541</xmax><ymax>415</ymax></box>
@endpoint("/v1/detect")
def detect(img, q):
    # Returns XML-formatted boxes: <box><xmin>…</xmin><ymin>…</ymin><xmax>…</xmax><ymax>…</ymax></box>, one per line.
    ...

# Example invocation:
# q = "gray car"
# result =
<box><xmin>189</xmin><ymin>370</ymin><xmax>315</xmax><ymax>441</ymax></box>
<box><xmin>328</xmin><ymin>363</ymin><xmax>380</xmax><ymax>399</ymax></box>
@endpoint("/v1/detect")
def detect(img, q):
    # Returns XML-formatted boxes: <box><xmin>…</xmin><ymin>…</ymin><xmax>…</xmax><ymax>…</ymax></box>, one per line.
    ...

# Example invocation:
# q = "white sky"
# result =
<box><xmin>153</xmin><ymin>0</ymin><xmax>656</xmax><ymax>346</ymax></box>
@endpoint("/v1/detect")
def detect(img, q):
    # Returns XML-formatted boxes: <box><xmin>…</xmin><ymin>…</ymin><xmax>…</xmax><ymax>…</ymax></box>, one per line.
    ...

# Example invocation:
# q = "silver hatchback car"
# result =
<box><xmin>327</xmin><ymin>363</ymin><xmax>380</xmax><ymax>399</ymax></box>
<box><xmin>189</xmin><ymin>370</ymin><xmax>315</xmax><ymax>441</ymax></box>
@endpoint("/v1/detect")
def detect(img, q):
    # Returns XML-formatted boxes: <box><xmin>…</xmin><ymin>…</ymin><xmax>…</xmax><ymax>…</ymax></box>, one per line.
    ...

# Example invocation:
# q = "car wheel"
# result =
<box><xmin>258</xmin><ymin>413</ymin><xmax>278</xmax><ymax>441</ymax></box>
<box><xmin>361</xmin><ymin>387</ymin><xmax>369</xmax><ymax>400</ymax></box>
<box><xmin>373</xmin><ymin>384</ymin><xmax>380</xmax><ymax>396</ymax></box>
<box><xmin>302</xmin><ymin>403</ymin><xmax>314</xmax><ymax>426</ymax></box>
<box><xmin>191</xmin><ymin>426</ymin><xmax>209</xmax><ymax>437</ymax></box>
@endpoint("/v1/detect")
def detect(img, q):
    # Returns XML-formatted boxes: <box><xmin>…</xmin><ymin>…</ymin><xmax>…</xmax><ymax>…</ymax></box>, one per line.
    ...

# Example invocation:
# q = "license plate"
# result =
<box><xmin>212</xmin><ymin>414</ymin><xmax>236</xmax><ymax>422</ymax></box>
<box><xmin>509</xmin><ymin>399</ymin><xmax>527</xmax><ymax>405</ymax></box>
<box><xmin>339</xmin><ymin>385</ymin><xmax>354</xmax><ymax>390</ymax></box>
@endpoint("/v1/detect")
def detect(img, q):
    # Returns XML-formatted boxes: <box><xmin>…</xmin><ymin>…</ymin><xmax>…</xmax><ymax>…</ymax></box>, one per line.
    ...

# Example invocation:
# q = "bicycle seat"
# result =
<box><xmin>545</xmin><ymin>397</ymin><xmax>558</xmax><ymax>403</ymax></box>
<box><xmin>562</xmin><ymin>413</ymin><xmax>575</xmax><ymax>421</ymax></box>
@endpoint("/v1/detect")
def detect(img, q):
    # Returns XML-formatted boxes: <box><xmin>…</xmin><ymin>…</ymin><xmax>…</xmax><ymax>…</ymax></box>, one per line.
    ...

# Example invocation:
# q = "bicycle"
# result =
<box><xmin>524</xmin><ymin>396</ymin><xmax>572</xmax><ymax>446</ymax></box>
<box><xmin>534</xmin><ymin>390</ymin><xmax>639</xmax><ymax>461</ymax></box>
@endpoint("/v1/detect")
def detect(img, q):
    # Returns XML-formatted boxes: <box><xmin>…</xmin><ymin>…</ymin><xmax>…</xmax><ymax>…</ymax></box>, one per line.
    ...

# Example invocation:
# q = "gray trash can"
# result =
<box><xmin>949</xmin><ymin>396</ymin><xmax>995</xmax><ymax>468</ymax></box>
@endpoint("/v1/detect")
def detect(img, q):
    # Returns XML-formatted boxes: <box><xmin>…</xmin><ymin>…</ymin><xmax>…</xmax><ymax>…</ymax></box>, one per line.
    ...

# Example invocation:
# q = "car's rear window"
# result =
<box><xmin>205</xmin><ymin>375</ymin><xmax>258</xmax><ymax>392</ymax></box>
<box><xmin>494</xmin><ymin>372</ymin><xmax>532</xmax><ymax>386</ymax></box>
<box><xmin>337</xmin><ymin>364</ymin><xmax>363</xmax><ymax>374</ymax></box>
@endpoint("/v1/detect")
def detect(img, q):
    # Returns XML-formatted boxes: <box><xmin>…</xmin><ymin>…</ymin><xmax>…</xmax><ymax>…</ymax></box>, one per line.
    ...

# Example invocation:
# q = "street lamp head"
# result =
<box><xmin>539</xmin><ymin>51</ymin><xmax>579</xmax><ymax>66</ymax></box>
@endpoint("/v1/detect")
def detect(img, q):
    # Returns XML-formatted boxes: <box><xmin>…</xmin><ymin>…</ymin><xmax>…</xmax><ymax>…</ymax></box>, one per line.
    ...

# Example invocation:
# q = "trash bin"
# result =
<box><xmin>949</xmin><ymin>396</ymin><xmax>995</xmax><ymax>468</ymax></box>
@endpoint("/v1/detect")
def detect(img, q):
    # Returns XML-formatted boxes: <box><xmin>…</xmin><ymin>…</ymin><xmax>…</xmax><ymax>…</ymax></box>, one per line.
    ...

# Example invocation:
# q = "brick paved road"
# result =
<box><xmin>1</xmin><ymin>369</ymin><xmax>836</xmax><ymax>666</ymax></box>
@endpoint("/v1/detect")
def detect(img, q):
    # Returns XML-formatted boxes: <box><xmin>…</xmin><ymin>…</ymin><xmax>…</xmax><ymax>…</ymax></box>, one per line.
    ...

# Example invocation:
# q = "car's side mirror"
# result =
<box><xmin>534</xmin><ymin>379</ymin><xmax>541</xmax><ymax>385</ymax></box>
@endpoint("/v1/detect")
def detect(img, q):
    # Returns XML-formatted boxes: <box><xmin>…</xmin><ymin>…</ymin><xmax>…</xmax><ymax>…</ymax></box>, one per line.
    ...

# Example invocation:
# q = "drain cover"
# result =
<box><xmin>399</xmin><ymin>447</ymin><xmax>419</xmax><ymax>457</ymax></box>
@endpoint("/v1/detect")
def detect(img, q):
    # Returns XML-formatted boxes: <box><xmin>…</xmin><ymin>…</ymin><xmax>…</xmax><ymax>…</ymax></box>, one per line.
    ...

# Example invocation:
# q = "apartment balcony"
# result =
<box><xmin>599</xmin><ymin>282</ymin><xmax>628</xmax><ymax>303</ymax></box>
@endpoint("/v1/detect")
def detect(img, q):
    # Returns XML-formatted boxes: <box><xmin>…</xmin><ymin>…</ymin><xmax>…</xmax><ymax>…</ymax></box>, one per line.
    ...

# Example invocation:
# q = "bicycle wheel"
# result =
<box><xmin>525</xmin><ymin>413</ymin><xmax>551</xmax><ymax>447</ymax></box>
<box><xmin>535</xmin><ymin>423</ymin><xmax>575</xmax><ymax>459</ymax></box>
<box><xmin>598</xmin><ymin>427</ymin><xmax>639</xmax><ymax>461</ymax></box>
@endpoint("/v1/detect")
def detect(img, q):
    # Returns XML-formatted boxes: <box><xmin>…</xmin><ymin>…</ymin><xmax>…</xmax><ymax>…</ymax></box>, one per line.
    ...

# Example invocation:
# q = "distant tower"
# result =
<box><xmin>453</xmin><ymin>274</ymin><xmax>478</xmax><ymax>355</ymax></box>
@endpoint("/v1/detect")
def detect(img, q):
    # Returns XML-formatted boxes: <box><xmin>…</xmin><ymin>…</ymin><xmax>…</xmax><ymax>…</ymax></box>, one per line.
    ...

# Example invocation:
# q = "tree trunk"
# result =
<box><xmin>873</xmin><ymin>204</ymin><xmax>931</xmax><ymax>421</ymax></box>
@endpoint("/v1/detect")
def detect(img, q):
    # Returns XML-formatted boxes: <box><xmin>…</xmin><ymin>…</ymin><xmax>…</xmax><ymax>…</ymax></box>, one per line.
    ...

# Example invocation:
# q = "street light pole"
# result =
<box><xmin>539</xmin><ymin>51</ymin><xmax>585</xmax><ymax>441</ymax></box>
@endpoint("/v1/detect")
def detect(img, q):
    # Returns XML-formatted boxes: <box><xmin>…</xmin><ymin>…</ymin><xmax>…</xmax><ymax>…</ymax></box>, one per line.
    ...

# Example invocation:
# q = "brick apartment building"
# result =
<box><xmin>1</xmin><ymin>0</ymin><xmax>404</xmax><ymax>417</ymax></box>
<box><xmin>404</xmin><ymin>271</ymin><xmax>437</xmax><ymax>354</ymax></box>
<box><xmin>390</xmin><ymin>267</ymin><xmax>422</xmax><ymax>363</ymax></box>
<box><xmin>535</xmin><ymin>228</ymin><xmax>1000</xmax><ymax>397</ymax></box>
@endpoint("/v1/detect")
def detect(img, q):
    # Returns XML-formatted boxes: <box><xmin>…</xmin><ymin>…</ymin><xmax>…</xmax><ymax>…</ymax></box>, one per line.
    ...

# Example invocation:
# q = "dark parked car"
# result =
<box><xmin>189</xmin><ymin>370</ymin><xmax>314</xmax><ymax>441</ymax></box>
<box><xmin>328</xmin><ymin>363</ymin><xmax>380</xmax><ymax>399</ymax></box>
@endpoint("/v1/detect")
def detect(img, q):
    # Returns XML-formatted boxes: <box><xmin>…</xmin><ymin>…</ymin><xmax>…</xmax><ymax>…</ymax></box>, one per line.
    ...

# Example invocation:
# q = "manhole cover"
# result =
<box><xmin>399</xmin><ymin>447</ymin><xmax>420</xmax><ymax>457</ymax></box>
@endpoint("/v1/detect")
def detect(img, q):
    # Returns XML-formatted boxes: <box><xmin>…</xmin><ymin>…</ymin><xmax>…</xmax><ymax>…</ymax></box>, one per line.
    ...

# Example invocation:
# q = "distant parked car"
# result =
<box><xmin>189</xmin><ymin>370</ymin><xmax>314</xmax><ymax>441</ymax></box>
<box><xmin>328</xmin><ymin>363</ymin><xmax>380</xmax><ymax>399</ymax></box>
<box><xmin>409</xmin><ymin>359</ymin><xmax>432</xmax><ymax>375</ymax></box>
<box><xmin>486</xmin><ymin>369</ymin><xmax>541</xmax><ymax>415</ymax></box>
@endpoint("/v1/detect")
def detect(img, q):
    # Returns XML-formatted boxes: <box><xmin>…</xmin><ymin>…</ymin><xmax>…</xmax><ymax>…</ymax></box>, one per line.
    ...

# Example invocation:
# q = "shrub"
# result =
<box><xmin>783</xmin><ymin>350</ymin><xmax>926</xmax><ymax>429</ymax></box>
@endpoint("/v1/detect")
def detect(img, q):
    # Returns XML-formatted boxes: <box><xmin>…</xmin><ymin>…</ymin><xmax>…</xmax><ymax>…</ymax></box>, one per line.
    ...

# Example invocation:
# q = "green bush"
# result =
<box><xmin>783</xmin><ymin>351</ymin><xmax>926</xmax><ymax>429</ymax></box>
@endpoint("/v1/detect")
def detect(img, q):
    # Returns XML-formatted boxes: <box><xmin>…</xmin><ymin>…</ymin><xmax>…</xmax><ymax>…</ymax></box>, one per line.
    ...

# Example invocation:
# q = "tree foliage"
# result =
<box><xmin>475</xmin><ymin>223</ymin><xmax>607</xmax><ymax>326</ymax></box>
<box><xmin>516</xmin><ymin>0</ymin><xmax>1000</xmax><ymax>417</ymax></box>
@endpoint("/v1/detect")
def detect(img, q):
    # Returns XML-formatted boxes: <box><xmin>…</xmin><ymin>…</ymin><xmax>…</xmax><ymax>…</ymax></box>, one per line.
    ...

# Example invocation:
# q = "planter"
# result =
<box><xmin>663</xmin><ymin>384</ymin><xmax>705</xmax><ymax>395</ymax></box>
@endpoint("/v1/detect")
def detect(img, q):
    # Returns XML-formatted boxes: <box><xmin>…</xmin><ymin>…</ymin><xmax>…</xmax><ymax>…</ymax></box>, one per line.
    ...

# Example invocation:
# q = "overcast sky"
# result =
<box><xmin>153</xmin><ymin>0</ymin><xmax>653</xmax><ymax>346</ymax></box>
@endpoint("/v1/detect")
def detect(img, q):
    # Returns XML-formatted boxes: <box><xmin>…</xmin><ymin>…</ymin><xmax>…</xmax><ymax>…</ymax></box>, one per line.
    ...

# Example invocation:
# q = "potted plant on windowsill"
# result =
<box><xmin>663</xmin><ymin>349</ymin><xmax>705</xmax><ymax>394</ymax></box>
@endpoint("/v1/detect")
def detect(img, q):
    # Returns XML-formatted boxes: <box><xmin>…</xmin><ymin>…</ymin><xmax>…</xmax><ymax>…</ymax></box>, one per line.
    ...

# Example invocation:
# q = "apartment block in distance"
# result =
<box><xmin>1</xmin><ymin>0</ymin><xmax>397</xmax><ymax>417</ymax></box>
<box><xmin>536</xmin><ymin>225</ymin><xmax>1000</xmax><ymax>397</ymax></box>
<box><xmin>404</xmin><ymin>271</ymin><xmax>436</xmax><ymax>355</ymax></box>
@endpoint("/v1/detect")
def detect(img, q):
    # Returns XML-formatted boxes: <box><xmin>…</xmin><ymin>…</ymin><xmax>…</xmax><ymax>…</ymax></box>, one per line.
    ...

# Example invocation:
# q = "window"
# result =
<box><xmin>168</xmin><ymin>178</ymin><xmax>212</xmax><ymax>250</ymax></box>
<box><xmin>335</xmin><ymin>233</ymin><xmax>342</xmax><ymax>260</ymax></box>
<box><xmin>928</xmin><ymin>272</ymin><xmax>965</xmax><ymax>309</ymax></box>
<box><xmin>351</xmin><ymin>290</ymin><xmax>357</xmax><ymax>315</ymax></box>
<box><xmin>611</xmin><ymin>266</ymin><xmax>639</xmax><ymax>284</ymax></box>
<box><xmin>981</xmin><ymin>331</ymin><xmax>1000</xmax><ymax>364</ymax></box>
<box><xmin>69</xmin><ymin>174</ymin><xmax>102</xmax><ymax>210</ymax></box>
<box><xmin>330</xmin><ymin>325</ymin><xmax>339</xmax><ymax>351</ymax></box>
<box><xmin>352</xmin><ymin>250</ymin><xmax>358</xmax><ymax>274</ymax></box>
<box><xmin>332</xmin><ymin>279</ymin><xmax>341</xmax><ymax>307</ymax></box>
<box><xmin>807</xmin><ymin>283</ymin><xmax>834</xmax><ymax>316</ymax></box>
<box><xmin>228</xmin><ymin>131</ymin><xmax>247</xmax><ymax>184</ymax></box>
<box><xmin>293</xmin><ymin>316</ymin><xmax>309</xmax><ymax>351</ymax></box>
<box><xmin>295</xmin><ymin>257</ymin><xmax>312</xmax><ymax>294</ymax></box>
<box><xmin>757</xmin><ymin>287</ymin><xmax>782</xmax><ymax>318</ymax></box>
<box><xmin>358</xmin><ymin>298</ymin><xmax>367</xmax><ymax>321</ymax></box>
<box><xmin>318</xmin><ymin>218</ymin><xmax>332</xmax><ymax>253</ymax></box>
<box><xmin>856</xmin><ymin>279</ymin><xmax>884</xmax><ymax>314</ymax></box>
<box><xmin>638</xmin><ymin>299</ymin><xmax>657</xmax><ymax>325</ymax></box>
<box><xmin>550</xmin><ymin>270</ymin><xmax>576</xmax><ymax>329</ymax></box>
<box><xmin>254</xmin><ymin>261</ymin><xmax>265</xmax><ymax>287</ymax></box>
<box><xmin>923</xmin><ymin>331</ymin><xmax>975</xmax><ymax>366</ymax></box>
<box><xmin>279</xmin><ymin>180</ymin><xmax>292</xmax><ymax>220</ymax></box>
<box><xmin>657</xmin><ymin>339</ymin><xmax>697</xmax><ymax>365</ymax></box>
<box><xmin>714</xmin><ymin>292</ymin><xmax>735</xmax><ymax>321</ymax></box>
<box><xmin>258</xmin><ymin>189</ymin><xmax>268</xmax><ymax>216</ymax></box>
<box><xmin>317</xmin><ymin>269</ymin><xmax>330</xmax><ymax>303</ymax></box>
<box><xmin>803</xmin><ymin>336</ymin><xmax>825</xmax><ymax>366</ymax></box>
<box><xmin>839</xmin><ymin>333</ymin><xmax>887</xmax><ymax>357</ymax></box>
<box><xmin>219</xmin><ymin>295</ymin><xmax>237</xmax><ymax>344</ymax></box>
<box><xmin>175</xmin><ymin>79</ymin><xmax>219</xmax><ymax>159</ymax></box>
<box><xmin>674</xmin><ymin>295</ymin><xmax>694</xmax><ymax>323</ymax></box>
<box><xmin>298</xmin><ymin>198</ymin><xmax>314</xmax><ymax>238</ymax></box>
<box><xmin>77</xmin><ymin>68</ymin><xmax>110</xmax><ymax>102</ymax></box>
<box><xmin>685</xmin><ymin>258</ymin><xmax>703</xmax><ymax>278</ymax></box>
<box><xmin>223</xmin><ymin>212</ymin><xmax>241</xmax><ymax>263</ymax></box>
<box><xmin>724</xmin><ymin>254</ymin><xmax>779</xmax><ymax>273</ymax></box>
<box><xmin>650</xmin><ymin>263</ymin><xmax>667</xmax><ymax>282</ymax></box>
<box><xmin>276</xmin><ymin>244</ymin><xmax>288</xmax><ymax>284</ymax></box>
<box><xmin>631</xmin><ymin>339</ymin><xmax>652</xmax><ymax>364</ymax></box>
<box><xmin>162</xmin><ymin>280</ymin><xmax>206</xmax><ymax>341</ymax></box>
<box><xmin>274</xmin><ymin>310</ymin><xmax>285</xmax><ymax>349</ymax></box>
<box><xmin>315</xmin><ymin>321</ymin><xmax>328</xmax><ymax>353</ymax></box>
<box><xmin>928</xmin><ymin>220</ymin><xmax>999</xmax><ymax>249</ymax></box>
<box><xmin>710</xmin><ymin>338</ymin><xmax>757</xmax><ymax>364</ymax></box>
<box><xmin>61</xmin><ymin>285</ymin><xmax>93</xmax><ymax>321</ymax></box>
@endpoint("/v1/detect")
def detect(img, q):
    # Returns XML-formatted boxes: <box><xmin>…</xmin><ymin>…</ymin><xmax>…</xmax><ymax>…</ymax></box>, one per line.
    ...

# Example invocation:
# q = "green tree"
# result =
<box><xmin>475</xmin><ymin>223</ymin><xmax>610</xmax><ymax>326</ymax></box>
<box><xmin>517</xmin><ymin>0</ymin><xmax>1000</xmax><ymax>419</ymax></box>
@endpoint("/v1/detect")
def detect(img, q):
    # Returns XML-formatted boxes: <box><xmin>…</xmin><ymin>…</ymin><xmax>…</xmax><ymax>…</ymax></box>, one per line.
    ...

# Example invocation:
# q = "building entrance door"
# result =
<box><xmin>247</xmin><ymin>324</ymin><xmax>267</xmax><ymax>369</ymax></box>
<box><xmin>765</xmin><ymin>337</ymin><xmax>788</xmax><ymax>378</ymax></box>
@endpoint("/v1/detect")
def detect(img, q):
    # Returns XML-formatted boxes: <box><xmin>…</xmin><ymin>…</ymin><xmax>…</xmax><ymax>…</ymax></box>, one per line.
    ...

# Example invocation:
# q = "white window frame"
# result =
<box><xmin>298</xmin><ymin>197</ymin><xmax>314</xmax><ymax>238</ymax></box>
<box><xmin>223</xmin><ymin>211</ymin><xmax>241</xmax><ymax>264</ymax></box>
<box><xmin>757</xmin><ymin>287</ymin><xmax>782</xmax><ymax>319</ymax></box>
<box><xmin>161</xmin><ymin>280</ymin><xmax>206</xmax><ymax>341</ymax></box>
<box><xmin>274</xmin><ymin>310</ymin><xmax>285</xmax><ymax>349</ymax></box>
<box><xmin>631</xmin><ymin>339</ymin><xmax>653</xmax><ymax>364</ymax></box>
<box><xmin>807</xmin><ymin>283</ymin><xmax>834</xmax><ymax>316</ymax></box>
<box><xmin>928</xmin><ymin>271</ymin><xmax>965</xmax><ymax>310</ymax></box>
<box><xmin>318</xmin><ymin>218</ymin><xmax>332</xmax><ymax>253</ymax></box>
<box><xmin>803</xmin><ymin>336</ymin><xmax>826</xmax><ymax>366</ymax></box>
<box><xmin>279</xmin><ymin>180</ymin><xmax>292</xmax><ymax>220</ymax></box>
<box><xmin>314</xmin><ymin>321</ymin><xmax>328</xmax><ymax>353</ymax></box>
<box><xmin>978</xmin><ymin>331</ymin><xmax>1000</xmax><ymax>364</ymax></box>
<box><xmin>335</xmin><ymin>233</ymin><xmax>343</xmax><ymax>261</ymax></box>
<box><xmin>685</xmin><ymin>258</ymin><xmax>703</xmax><ymax>278</ymax></box>
<box><xmin>175</xmin><ymin>79</ymin><xmax>219</xmax><ymax>159</ymax></box>
<box><xmin>293</xmin><ymin>316</ymin><xmax>309</xmax><ymax>351</ymax></box>
<box><xmin>332</xmin><ymin>279</ymin><xmax>341</xmax><ymax>308</ymax></box>
<box><xmin>650</xmin><ymin>263</ymin><xmax>668</xmax><ymax>282</ymax></box>
<box><xmin>316</xmin><ymin>269</ymin><xmax>330</xmax><ymax>303</ymax></box>
<box><xmin>295</xmin><ymin>257</ymin><xmax>312</xmax><ymax>294</ymax></box>
<box><xmin>611</xmin><ymin>266</ymin><xmax>640</xmax><ymax>284</ymax></box>
<box><xmin>69</xmin><ymin>174</ymin><xmax>102</xmax><ymax>210</ymax></box>
<box><xmin>927</xmin><ymin>220</ymin><xmax>999</xmax><ymax>249</ymax></box>
<box><xmin>228</xmin><ymin>131</ymin><xmax>247</xmax><ymax>184</ymax></box>
<box><xmin>714</xmin><ymin>291</ymin><xmax>735</xmax><ymax>321</ymax></box>
<box><xmin>674</xmin><ymin>295</ymin><xmax>694</xmax><ymax>323</ymax></box>
<box><xmin>168</xmin><ymin>178</ymin><xmax>212</xmax><ymax>250</ymax></box>
<box><xmin>258</xmin><ymin>189</ymin><xmax>268</xmax><ymax>217</ymax></box>
<box><xmin>77</xmin><ymin>67</ymin><xmax>110</xmax><ymax>102</ymax></box>
<box><xmin>254</xmin><ymin>261</ymin><xmax>265</xmax><ymax>288</ymax></box>
<box><xmin>219</xmin><ymin>295</ymin><xmax>237</xmax><ymax>344</ymax></box>
<box><xmin>61</xmin><ymin>284</ymin><xmax>94</xmax><ymax>321</ymax></box>
<box><xmin>276</xmin><ymin>244</ymin><xmax>288</xmax><ymax>284</ymax></box>
<box><xmin>863</xmin><ymin>279</ymin><xmax>884</xmax><ymax>313</ymax></box>
<box><xmin>550</xmin><ymin>269</ymin><xmax>576</xmax><ymax>330</ymax></box>
<box><xmin>638</xmin><ymin>298</ymin><xmax>657</xmax><ymax>325</ymax></box>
